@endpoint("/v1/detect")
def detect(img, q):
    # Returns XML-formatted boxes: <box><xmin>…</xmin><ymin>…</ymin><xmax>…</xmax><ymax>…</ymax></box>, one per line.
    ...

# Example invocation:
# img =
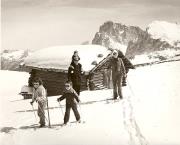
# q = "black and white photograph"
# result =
<box><xmin>1</xmin><ymin>0</ymin><xmax>180</xmax><ymax>145</ymax></box>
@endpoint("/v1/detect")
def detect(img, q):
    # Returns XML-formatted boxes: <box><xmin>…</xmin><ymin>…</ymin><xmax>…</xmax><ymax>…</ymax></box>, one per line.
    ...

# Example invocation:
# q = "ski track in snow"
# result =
<box><xmin>122</xmin><ymin>80</ymin><xmax>148</xmax><ymax>145</ymax></box>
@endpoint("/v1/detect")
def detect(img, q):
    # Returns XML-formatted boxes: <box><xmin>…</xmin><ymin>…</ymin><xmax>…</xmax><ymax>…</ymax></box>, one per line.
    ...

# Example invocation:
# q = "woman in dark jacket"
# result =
<box><xmin>68</xmin><ymin>56</ymin><xmax>84</xmax><ymax>95</ymax></box>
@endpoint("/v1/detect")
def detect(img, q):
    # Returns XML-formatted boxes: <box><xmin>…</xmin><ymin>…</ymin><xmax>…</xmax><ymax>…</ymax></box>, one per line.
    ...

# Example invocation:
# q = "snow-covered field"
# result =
<box><xmin>0</xmin><ymin>61</ymin><xmax>180</xmax><ymax>145</ymax></box>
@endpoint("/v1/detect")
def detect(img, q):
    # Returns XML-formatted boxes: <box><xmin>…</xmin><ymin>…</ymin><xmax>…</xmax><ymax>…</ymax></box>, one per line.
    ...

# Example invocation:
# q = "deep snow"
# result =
<box><xmin>0</xmin><ymin>61</ymin><xmax>180</xmax><ymax>145</ymax></box>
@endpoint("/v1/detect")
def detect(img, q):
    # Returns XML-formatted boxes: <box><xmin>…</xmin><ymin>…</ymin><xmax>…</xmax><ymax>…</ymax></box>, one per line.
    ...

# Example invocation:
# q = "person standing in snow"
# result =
<box><xmin>30</xmin><ymin>77</ymin><xmax>47</xmax><ymax>127</ymax></box>
<box><xmin>57</xmin><ymin>81</ymin><xmax>81</xmax><ymax>125</ymax></box>
<box><xmin>68</xmin><ymin>55</ymin><xmax>84</xmax><ymax>95</ymax></box>
<box><xmin>116</xmin><ymin>50</ymin><xmax>135</xmax><ymax>86</ymax></box>
<box><xmin>108</xmin><ymin>50</ymin><xmax>126</xmax><ymax>99</ymax></box>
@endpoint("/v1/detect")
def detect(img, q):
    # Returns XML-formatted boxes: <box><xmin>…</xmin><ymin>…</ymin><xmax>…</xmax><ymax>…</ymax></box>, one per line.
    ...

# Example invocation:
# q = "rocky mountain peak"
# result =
<box><xmin>92</xmin><ymin>21</ymin><xmax>179</xmax><ymax>58</ymax></box>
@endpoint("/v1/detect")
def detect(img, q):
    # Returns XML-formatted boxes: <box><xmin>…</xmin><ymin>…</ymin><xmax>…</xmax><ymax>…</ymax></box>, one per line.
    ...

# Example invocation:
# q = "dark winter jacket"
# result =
<box><xmin>117</xmin><ymin>50</ymin><xmax>135</xmax><ymax>73</ymax></box>
<box><xmin>58</xmin><ymin>88</ymin><xmax>80</xmax><ymax>106</ymax></box>
<box><xmin>68</xmin><ymin>62</ymin><xmax>83</xmax><ymax>85</ymax></box>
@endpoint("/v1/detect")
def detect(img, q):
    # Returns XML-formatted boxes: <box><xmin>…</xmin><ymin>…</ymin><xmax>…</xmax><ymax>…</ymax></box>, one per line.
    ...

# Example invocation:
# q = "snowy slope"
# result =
<box><xmin>132</xmin><ymin>49</ymin><xmax>180</xmax><ymax>65</ymax></box>
<box><xmin>0</xmin><ymin>61</ymin><xmax>180</xmax><ymax>145</ymax></box>
<box><xmin>128</xmin><ymin>61</ymin><xmax>180</xmax><ymax>145</ymax></box>
<box><xmin>147</xmin><ymin>21</ymin><xmax>180</xmax><ymax>46</ymax></box>
<box><xmin>24</xmin><ymin>45</ymin><xmax>110</xmax><ymax>72</ymax></box>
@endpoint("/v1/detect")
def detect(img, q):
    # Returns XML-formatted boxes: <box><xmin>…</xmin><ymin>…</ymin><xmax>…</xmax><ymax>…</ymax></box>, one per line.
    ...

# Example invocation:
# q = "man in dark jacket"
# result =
<box><xmin>108</xmin><ymin>50</ymin><xmax>126</xmax><ymax>99</ymax></box>
<box><xmin>68</xmin><ymin>56</ymin><xmax>84</xmax><ymax>95</ymax></box>
<box><xmin>57</xmin><ymin>81</ymin><xmax>81</xmax><ymax>125</ymax></box>
<box><xmin>117</xmin><ymin>50</ymin><xmax>135</xmax><ymax>86</ymax></box>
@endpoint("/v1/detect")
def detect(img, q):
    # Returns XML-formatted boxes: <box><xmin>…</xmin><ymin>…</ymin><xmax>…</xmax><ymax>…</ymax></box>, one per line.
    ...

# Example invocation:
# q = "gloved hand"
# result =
<box><xmin>30</xmin><ymin>101</ymin><xmax>34</xmax><ymax>105</ymax></box>
<box><xmin>57</xmin><ymin>98</ymin><xmax>60</xmax><ymax>102</ymax></box>
<box><xmin>78</xmin><ymin>100</ymin><xmax>81</xmax><ymax>103</ymax></box>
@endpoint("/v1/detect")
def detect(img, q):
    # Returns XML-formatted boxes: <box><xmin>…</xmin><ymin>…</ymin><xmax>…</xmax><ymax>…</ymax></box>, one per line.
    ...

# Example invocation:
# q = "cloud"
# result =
<box><xmin>2</xmin><ymin>0</ymin><xmax>180</xmax><ymax>9</ymax></box>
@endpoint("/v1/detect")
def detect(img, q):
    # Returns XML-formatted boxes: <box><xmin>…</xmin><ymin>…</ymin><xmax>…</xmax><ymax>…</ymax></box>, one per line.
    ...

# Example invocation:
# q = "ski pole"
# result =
<box><xmin>78</xmin><ymin>102</ymin><xmax>83</xmax><ymax>120</ymax></box>
<box><xmin>31</xmin><ymin>104</ymin><xmax>38</xmax><ymax>122</ymax></box>
<box><xmin>45</xmin><ymin>90</ymin><xmax>51</xmax><ymax>127</ymax></box>
<box><xmin>58</xmin><ymin>101</ymin><xmax>64</xmax><ymax>117</ymax></box>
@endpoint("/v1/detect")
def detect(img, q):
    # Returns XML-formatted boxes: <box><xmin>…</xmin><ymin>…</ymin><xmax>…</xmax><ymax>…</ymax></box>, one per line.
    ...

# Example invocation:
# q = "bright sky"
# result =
<box><xmin>1</xmin><ymin>0</ymin><xmax>180</xmax><ymax>50</ymax></box>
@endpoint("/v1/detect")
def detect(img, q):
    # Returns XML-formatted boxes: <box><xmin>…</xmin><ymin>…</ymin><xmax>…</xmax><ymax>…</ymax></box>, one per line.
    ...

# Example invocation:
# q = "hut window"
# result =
<box><xmin>91</xmin><ymin>61</ymin><xmax>98</xmax><ymax>65</ymax></box>
<box><xmin>97</xmin><ymin>54</ymin><xmax>103</xmax><ymax>58</ymax></box>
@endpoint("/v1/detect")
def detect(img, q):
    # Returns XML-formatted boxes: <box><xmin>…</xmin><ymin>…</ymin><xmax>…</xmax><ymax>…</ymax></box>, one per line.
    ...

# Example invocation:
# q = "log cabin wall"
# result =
<box><xmin>30</xmin><ymin>69</ymin><xmax>88</xmax><ymax>96</ymax></box>
<box><xmin>92</xmin><ymin>72</ymin><xmax>106</xmax><ymax>90</ymax></box>
<box><xmin>90</xmin><ymin>59</ymin><xmax>113</xmax><ymax>90</ymax></box>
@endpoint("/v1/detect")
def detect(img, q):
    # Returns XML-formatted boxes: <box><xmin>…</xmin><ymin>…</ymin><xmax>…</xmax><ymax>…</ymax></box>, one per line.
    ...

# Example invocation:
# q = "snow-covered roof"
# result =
<box><xmin>23</xmin><ymin>45</ymin><xmax>111</xmax><ymax>72</ymax></box>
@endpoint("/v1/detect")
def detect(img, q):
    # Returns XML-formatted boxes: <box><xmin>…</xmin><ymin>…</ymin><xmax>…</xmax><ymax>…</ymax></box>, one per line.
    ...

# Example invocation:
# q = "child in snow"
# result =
<box><xmin>57</xmin><ymin>81</ymin><xmax>81</xmax><ymax>125</ymax></box>
<box><xmin>30</xmin><ymin>77</ymin><xmax>47</xmax><ymax>127</ymax></box>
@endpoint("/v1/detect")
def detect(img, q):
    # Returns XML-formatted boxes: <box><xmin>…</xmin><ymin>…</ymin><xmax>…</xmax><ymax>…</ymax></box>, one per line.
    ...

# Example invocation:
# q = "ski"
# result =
<box><xmin>61</xmin><ymin>120</ymin><xmax>86</xmax><ymax>127</ymax></box>
<box><xmin>18</xmin><ymin>120</ymin><xmax>86</xmax><ymax>130</ymax></box>
<box><xmin>106</xmin><ymin>98</ymin><xmax>121</xmax><ymax>104</ymax></box>
<box><xmin>19</xmin><ymin>124</ymin><xmax>56</xmax><ymax>130</ymax></box>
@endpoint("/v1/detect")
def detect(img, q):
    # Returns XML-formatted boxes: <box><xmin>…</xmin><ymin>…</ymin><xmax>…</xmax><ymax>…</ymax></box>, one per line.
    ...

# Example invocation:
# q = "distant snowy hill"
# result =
<box><xmin>132</xmin><ymin>49</ymin><xmax>180</xmax><ymax>65</ymax></box>
<box><xmin>1</xmin><ymin>50</ymin><xmax>29</xmax><ymax>71</ymax></box>
<box><xmin>147</xmin><ymin>21</ymin><xmax>180</xmax><ymax>47</ymax></box>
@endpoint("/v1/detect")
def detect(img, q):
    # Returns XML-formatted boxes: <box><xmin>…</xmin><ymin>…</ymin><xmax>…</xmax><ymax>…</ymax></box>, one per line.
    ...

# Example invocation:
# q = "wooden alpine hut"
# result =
<box><xmin>21</xmin><ymin>45</ymin><xmax>113</xmax><ymax>98</ymax></box>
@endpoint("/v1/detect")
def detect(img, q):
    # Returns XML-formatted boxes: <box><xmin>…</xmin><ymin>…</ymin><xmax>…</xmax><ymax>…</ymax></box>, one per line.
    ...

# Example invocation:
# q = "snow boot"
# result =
<box><xmin>77</xmin><ymin>119</ymin><xmax>81</xmax><ymax>123</ymax></box>
<box><xmin>39</xmin><ymin>124</ymin><xmax>46</xmax><ymax>128</ymax></box>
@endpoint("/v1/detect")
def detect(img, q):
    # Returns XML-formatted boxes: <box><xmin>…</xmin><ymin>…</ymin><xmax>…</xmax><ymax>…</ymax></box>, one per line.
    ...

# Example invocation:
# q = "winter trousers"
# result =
<box><xmin>103</xmin><ymin>70</ymin><xmax>111</xmax><ymax>89</ymax></box>
<box><xmin>112</xmin><ymin>73</ymin><xmax>123</xmax><ymax>99</ymax></box>
<box><xmin>64</xmin><ymin>104</ymin><xmax>80</xmax><ymax>124</ymax></box>
<box><xmin>72</xmin><ymin>84</ymin><xmax>81</xmax><ymax>95</ymax></box>
<box><xmin>37</xmin><ymin>101</ymin><xmax>46</xmax><ymax>125</ymax></box>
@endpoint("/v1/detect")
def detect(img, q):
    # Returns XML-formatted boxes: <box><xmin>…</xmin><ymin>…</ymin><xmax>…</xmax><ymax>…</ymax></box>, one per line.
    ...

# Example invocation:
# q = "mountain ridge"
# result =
<box><xmin>92</xmin><ymin>21</ymin><xmax>180</xmax><ymax>58</ymax></box>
